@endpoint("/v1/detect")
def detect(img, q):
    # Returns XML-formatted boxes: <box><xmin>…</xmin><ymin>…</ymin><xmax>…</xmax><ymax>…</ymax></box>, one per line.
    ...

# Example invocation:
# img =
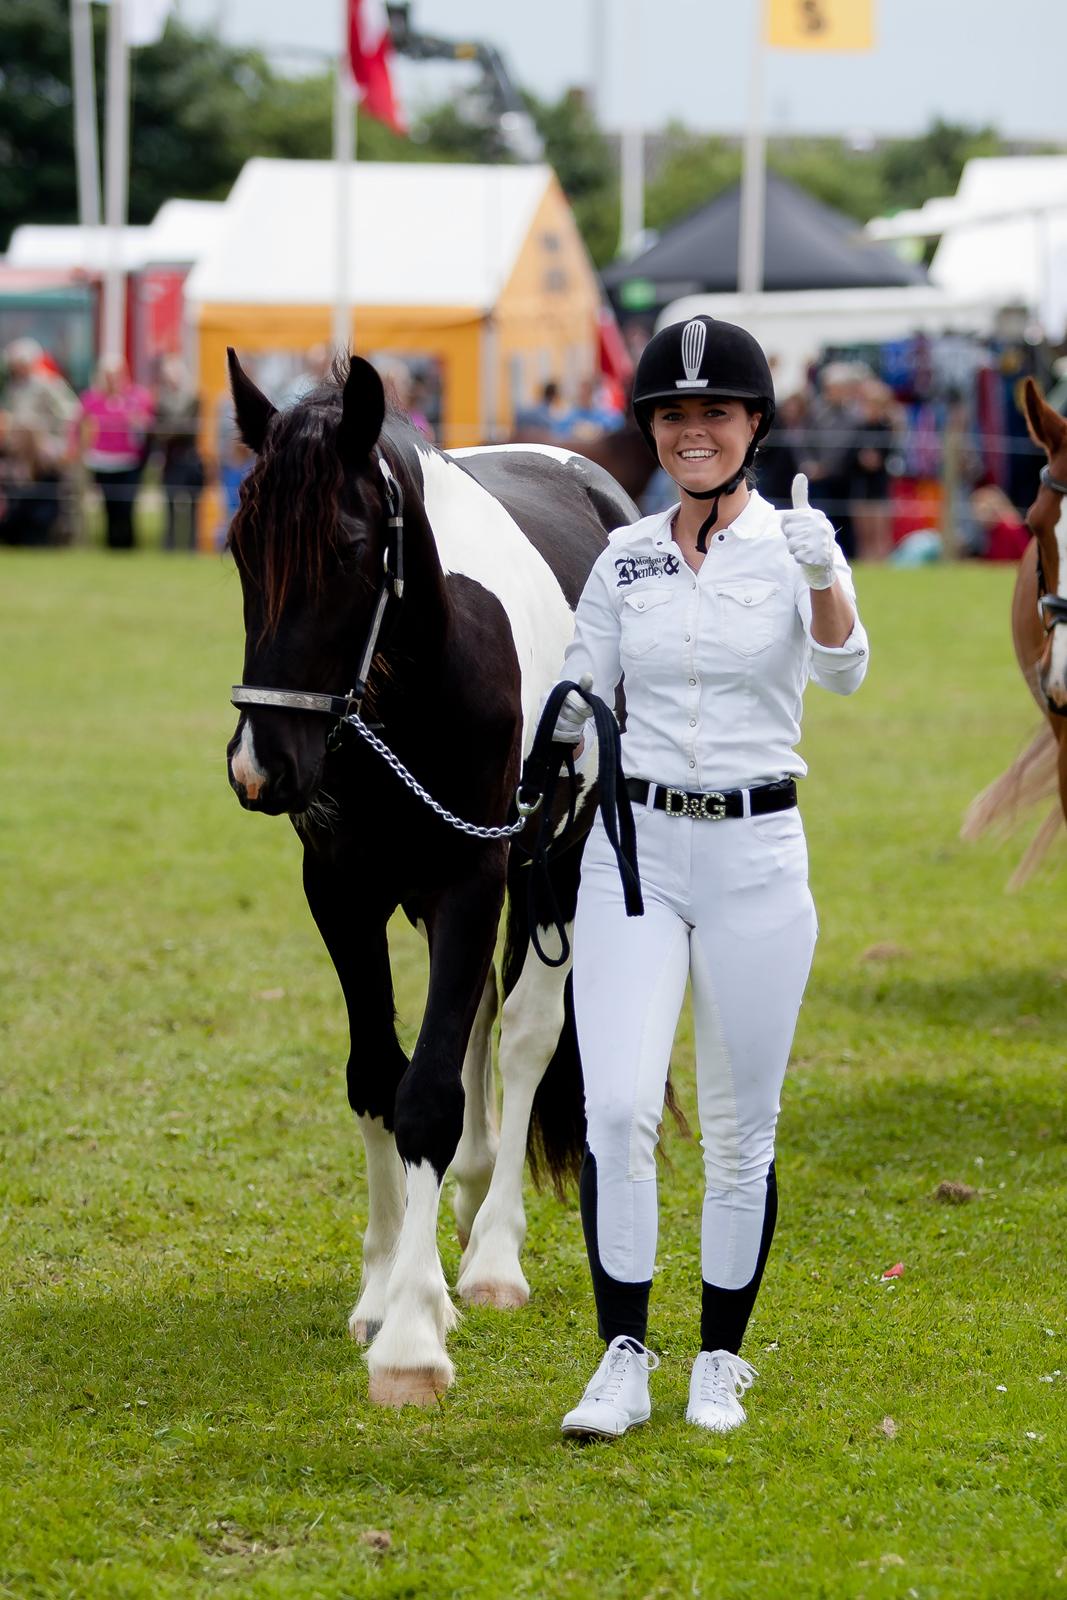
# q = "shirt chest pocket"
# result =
<box><xmin>713</xmin><ymin>578</ymin><xmax>787</xmax><ymax>657</ymax></box>
<box><xmin>620</xmin><ymin>585</ymin><xmax>674</xmax><ymax>657</ymax></box>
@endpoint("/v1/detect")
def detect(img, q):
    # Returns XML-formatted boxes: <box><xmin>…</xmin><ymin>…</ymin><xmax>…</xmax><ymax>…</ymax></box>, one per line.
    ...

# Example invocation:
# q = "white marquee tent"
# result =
<box><xmin>867</xmin><ymin>157</ymin><xmax>1067</xmax><ymax>341</ymax></box>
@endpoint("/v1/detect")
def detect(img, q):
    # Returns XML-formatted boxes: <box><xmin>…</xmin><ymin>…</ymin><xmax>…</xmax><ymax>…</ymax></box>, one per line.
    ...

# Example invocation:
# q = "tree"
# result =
<box><xmin>0</xmin><ymin>0</ymin><xmax>88</xmax><ymax>248</ymax></box>
<box><xmin>526</xmin><ymin>88</ymin><xmax>618</xmax><ymax>267</ymax></box>
<box><xmin>644</xmin><ymin>126</ymin><xmax>741</xmax><ymax>233</ymax></box>
<box><xmin>878</xmin><ymin>117</ymin><xmax>1004</xmax><ymax>215</ymax></box>
<box><xmin>771</xmin><ymin>139</ymin><xmax>887</xmax><ymax>225</ymax></box>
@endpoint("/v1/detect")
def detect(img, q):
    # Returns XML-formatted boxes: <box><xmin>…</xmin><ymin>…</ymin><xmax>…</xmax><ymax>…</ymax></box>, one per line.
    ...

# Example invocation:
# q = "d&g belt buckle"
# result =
<box><xmin>664</xmin><ymin>788</ymin><xmax>727</xmax><ymax>820</ymax></box>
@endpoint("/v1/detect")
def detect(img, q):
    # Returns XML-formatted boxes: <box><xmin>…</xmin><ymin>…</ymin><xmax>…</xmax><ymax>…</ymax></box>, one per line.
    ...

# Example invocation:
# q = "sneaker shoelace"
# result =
<box><xmin>593</xmin><ymin>1336</ymin><xmax>660</xmax><ymax>1402</ymax></box>
<box><xmin>698</xmin><ymin>1352</ymin><xmax>757</xmax><ymax>1406</ymax></box>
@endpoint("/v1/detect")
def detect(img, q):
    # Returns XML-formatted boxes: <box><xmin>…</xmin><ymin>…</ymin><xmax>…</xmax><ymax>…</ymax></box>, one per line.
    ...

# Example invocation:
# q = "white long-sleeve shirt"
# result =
<box><xmin>561</xmin><ymin>491</ymin><xmax>868</xmax><ymax>791</ymax></box>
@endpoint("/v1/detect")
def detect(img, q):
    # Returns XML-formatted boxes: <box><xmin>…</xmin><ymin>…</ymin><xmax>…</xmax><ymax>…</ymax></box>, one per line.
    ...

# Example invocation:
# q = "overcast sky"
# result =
<box><xmin>175</xmin><ymin>0</ymin><xmax>1067</xmax><ymax>140</ymax></box>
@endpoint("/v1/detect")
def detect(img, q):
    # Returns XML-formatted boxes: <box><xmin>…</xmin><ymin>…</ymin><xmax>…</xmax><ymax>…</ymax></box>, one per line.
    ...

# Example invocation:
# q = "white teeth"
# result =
<box><xmin>680</xmin><ymin>450</ymin><xmax>714</xmax><ymax>459</ymax></box>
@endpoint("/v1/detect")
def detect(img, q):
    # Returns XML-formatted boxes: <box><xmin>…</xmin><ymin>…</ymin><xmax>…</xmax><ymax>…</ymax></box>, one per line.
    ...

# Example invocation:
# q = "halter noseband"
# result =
<box><xmin>231</xmin><ymin>448</ymin><xmax>405</xmax><ymax>744</ymax></box>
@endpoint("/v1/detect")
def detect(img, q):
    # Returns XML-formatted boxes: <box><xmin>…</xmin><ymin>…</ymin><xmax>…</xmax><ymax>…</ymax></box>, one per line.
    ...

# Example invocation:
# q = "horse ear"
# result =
<box><xmin>1021</xmin><ymin>376</ymin><xmax>1067</xmax><ymax>454</ymax></box>
<box><xmin>337</xmin><ymin>356</ymin><xmax>386</xmax><ymax>465</ymax></box>
<box><xmin>227</xmin><ymin>348</ymin><xmax>277</xmax><ymax>453</ymax></box>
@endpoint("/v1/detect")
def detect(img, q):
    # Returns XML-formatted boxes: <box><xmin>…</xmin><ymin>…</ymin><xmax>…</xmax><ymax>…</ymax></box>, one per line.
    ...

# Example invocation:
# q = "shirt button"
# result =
<box><xmin>689</xmin><ymin>760</ymin><xmax>696</xmax><ymax>768</ymax></box>
<box><xmin>717</xmin><ymin>533</ymin><xmax>725</xmax><ymax>542</ymax></box>
<box><xmin>689</xmin><ymin>678</ymin><xmax>697</xmax><ymax>686</ymax></box>
<box><xmin>858</xmin><ymin>648</ymin><xmax>866</xmax><ymax>656</ymax></box>
<box><xmin>684</xmin><ymin>633</ymin><xmax>691</xmax><ymax>642</ymax></box>
<box><xmin>636</xmin><ymin>600</ymin><xmax>645</xmax><ymax>609</ymax></box>
<box><xmin>744</xmin><ymin>596</ymin><xmax>752</xmax><ymax>605</ymax></box>
<box><xmin>689</xmin><ymin>718</ymin><xmax>696</xmax><ymax>727</ymax></box>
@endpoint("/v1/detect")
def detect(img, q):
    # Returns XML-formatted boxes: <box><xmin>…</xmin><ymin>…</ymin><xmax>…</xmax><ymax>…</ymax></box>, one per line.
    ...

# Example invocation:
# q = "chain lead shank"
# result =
<box><xmin>341</xmin><ymin>710</ymin><xmax>529</xmax><ymax>839</ymax></box>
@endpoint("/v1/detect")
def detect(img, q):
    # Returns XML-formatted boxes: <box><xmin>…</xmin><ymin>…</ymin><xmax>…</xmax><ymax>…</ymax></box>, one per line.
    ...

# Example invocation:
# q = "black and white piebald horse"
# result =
<box><xmin>225</xmin><ymin>352</ymin><xmax>638</xmax><ymax>1406</ymax></box>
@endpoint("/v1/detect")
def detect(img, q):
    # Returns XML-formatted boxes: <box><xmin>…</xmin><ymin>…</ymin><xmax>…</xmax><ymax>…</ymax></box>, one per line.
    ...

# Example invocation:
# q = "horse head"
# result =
<box><xmin>1022</xmin><ymin>378</ymin><xmax>1067</xmax><ymax>713</ymax></box>
<box><xmin>225</xmin><ymin>350</ymin><xmax>389</xmax><ymax>815</ymax></box>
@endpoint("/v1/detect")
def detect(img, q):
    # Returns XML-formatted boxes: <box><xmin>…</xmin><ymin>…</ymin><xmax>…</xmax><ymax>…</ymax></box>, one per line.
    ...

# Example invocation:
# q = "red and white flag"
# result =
<box><xmin>347</xmin><ymin>0</ymin><xmax>405</xmax><ymax>133</ymax></box>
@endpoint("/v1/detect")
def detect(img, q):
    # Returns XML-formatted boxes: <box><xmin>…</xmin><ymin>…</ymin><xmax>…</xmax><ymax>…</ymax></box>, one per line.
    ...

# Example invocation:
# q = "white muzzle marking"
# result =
<box><xmin>231</xmin><ymin>719</ymin><xmax>269</xmax><ymax>800</ymax></box>
<box><xmin>1046</xmin><ymin>502</ymin><xmax>1067</xmax><ymax>707</ymax></box>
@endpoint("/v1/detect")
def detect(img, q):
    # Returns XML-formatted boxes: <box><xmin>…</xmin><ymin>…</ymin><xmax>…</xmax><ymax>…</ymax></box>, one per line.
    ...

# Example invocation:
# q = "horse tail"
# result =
<box><xmin>960</xmin><ymin>721</ymin><xmax>1062</xmax><ymax>886</ymax></box>
<box><xmin>527</xmin><ymin>969</ymin><xmax>586</xmax><ymax>1201</ymax></box>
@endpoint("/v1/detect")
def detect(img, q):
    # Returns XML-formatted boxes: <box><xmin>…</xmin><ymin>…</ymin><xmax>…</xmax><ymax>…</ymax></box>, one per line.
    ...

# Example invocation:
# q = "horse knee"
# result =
<box><xmin>394</xmin><ymin>1074</ymin><xmax>465</xmax><ymax>1178</ymax></box>
<box><xmin>346</xmin><ymin>1038</ymin><xmax>407</xmax><ymax>1120</ymax></box>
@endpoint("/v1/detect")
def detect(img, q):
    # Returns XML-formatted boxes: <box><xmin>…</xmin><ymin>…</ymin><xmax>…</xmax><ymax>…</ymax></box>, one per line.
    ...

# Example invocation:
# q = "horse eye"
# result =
<box><xmin>338</xmin><ymin>513</ymin><xmax>366</xmax><ymax>548</ymax></box>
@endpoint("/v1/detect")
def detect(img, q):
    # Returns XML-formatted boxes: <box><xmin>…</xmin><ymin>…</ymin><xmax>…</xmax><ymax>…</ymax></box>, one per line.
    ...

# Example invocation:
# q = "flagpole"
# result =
<box><xmin>102</xmin><ymin>0</ymin><xmax>130</xmax><ymax>362</ymax></box>
<box><xmin>738</xmin><ymin>0</ymin><xmax>767</xmax><ymax>300</ymax></box>
<box><xmin>333</xmin><ymin>1</ymin><xmax>355</xmax><ymax>356</ymax></box>
<box><xmin>71</xmin><ymin>0</ymin><xmax>101</xmax><ymax>229</ymax></box>
<box><xmin>618</xmin><ymin>0</ymin><xmax>644</xmax><ymax>257</ymax></box>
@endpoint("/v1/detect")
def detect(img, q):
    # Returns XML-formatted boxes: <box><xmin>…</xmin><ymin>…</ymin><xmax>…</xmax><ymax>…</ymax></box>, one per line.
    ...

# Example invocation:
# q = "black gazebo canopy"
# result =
<box><xmin>603</xmin><ymin>172</ymin><xmax>926</xmax><ymax>319</ymax></box>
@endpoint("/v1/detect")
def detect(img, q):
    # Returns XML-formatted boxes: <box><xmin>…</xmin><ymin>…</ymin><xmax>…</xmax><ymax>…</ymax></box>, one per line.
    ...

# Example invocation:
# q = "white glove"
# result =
<box><xmin>551</xmin><ymin>673</ymin><xmax>594</xmax><ymax>744</ymax></box>
<box><xmin>781</xmin><ymin>473</ymin><xmax>838</xmax><ymax>590</ymax></box>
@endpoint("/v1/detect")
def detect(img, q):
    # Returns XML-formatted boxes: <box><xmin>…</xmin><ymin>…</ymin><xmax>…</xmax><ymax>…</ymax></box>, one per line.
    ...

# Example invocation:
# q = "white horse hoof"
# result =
<box><xmin>368</xmin><ymin>1366</ymin><xmax>452</xmax><ymax>1408</ymax></box>
<box><xmin>458</xmin><ymin>1279</ymin><xmax>529</xmax><ymax>1310</ymax></box>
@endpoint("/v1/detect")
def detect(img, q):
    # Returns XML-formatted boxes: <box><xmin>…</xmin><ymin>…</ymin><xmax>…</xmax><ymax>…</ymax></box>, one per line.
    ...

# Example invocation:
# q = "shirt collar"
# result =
<box><xmin>652</xmin><ymin>490</ymin><xmax>778</xmax><ymax>547</ymax></box>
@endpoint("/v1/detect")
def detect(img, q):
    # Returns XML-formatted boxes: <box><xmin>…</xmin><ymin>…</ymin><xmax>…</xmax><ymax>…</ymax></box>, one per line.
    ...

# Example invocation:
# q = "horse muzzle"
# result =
<box><xmin>227</xmin><ymin>716</ymin><xmax>324</xmax><ymax>815</ymax></box>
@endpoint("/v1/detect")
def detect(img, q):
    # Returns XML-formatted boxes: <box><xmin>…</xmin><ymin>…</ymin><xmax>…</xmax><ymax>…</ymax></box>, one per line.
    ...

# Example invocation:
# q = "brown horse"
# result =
<box><xmin>962</xmin><ymin>380</ymin><xmax>1067</xmax><ymax>884</ymax></box>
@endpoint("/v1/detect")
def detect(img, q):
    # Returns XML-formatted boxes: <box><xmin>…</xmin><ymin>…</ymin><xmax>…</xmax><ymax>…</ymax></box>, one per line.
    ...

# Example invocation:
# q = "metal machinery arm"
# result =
<box><xmin>384</xmin><ymin>3</ymin><xmax>544</xmax><ymax>160</ymax></box>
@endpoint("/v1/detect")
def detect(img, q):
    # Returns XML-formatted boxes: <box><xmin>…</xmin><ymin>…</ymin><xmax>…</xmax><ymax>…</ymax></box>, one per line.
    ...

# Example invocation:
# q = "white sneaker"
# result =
<box><xmin>686</xmin><ymin>1349</ymin><xmax>757</xmax><ymax>1433</ymax></box>
<box><xmin>561</xmin><ymin>1336</ymin><xmax>660</xmax><ymax>1439</ymax></box>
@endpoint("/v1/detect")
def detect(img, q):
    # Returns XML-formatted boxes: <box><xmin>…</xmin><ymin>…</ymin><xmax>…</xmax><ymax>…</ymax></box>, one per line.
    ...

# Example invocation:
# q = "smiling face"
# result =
<box><xmin>650</xmin><ymin>396</ymin><xmax>761</xmax><ymax>492</ymax></box>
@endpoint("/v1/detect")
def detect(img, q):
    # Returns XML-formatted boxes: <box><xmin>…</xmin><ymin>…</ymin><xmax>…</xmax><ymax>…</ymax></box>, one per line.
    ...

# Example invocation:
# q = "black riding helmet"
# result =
<box><xmin>632</xmin><ymin>316</ymin><xmax>776</xmax><ymax>551</ymax></box>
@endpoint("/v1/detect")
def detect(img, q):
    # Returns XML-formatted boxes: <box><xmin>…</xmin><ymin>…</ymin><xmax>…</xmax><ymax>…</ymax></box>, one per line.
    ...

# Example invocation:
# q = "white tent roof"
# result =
<box><xmin>865</xmin><ymin>157</ymin><xmax>1067</xmax><ymax>337</ymax></box>
<box><xmin>5</xmin><ymin>200</ymin><xmax>226</xmax><ymax>273</ymax></box>
<box><xmin>658</xmin><ymin>286</ymin><xmax>999</xmax><ymax>397</ymax></box>
<box><xmin>184</xmin><ymin>159</ymin><xmax>553</xmax><ymax>310</ymax></box>
<box><xmin>142</xmin><ymin>199</ymin><xmax>226</xmax><ymax>266</ymax></box>
<box><xmin>5</xmin><ymin>224</ymin><xmax>152</xmax><ymax>272</ymax></box>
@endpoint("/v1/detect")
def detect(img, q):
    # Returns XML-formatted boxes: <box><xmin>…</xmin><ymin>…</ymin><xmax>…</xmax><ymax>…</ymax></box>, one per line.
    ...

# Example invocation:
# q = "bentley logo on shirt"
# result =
<box><xmin>615</xmin><ymin>553</ymin><xmax>681</xmax><ymax>586</ymax></box>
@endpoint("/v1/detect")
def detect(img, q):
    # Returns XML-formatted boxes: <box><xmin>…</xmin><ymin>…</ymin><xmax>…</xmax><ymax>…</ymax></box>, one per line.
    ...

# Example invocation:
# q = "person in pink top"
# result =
<box><xmin>80</xmin><ymin>357</ymin><xmax>154</xmax><ymax>549</ymax></box>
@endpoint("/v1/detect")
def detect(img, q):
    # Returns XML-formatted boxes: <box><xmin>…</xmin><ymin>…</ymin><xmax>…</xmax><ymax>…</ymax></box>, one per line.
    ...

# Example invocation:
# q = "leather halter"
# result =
<box><xmin>231</xmin><ymin>450</ymin><xmax>405</xmax><ymax>744</ymax></box>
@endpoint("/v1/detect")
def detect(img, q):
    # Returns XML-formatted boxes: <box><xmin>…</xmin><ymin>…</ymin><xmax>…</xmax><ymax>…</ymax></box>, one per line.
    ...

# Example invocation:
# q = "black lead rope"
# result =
<box><xmin>516</xmin><ymin>681</ymin><xmax>644</xmax><ymax>968</ymax></box>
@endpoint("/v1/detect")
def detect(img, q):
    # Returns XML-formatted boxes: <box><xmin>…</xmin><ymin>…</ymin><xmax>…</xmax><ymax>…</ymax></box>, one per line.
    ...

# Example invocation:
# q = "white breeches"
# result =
<box><xmin>573</xmin><ymin>801</ymin><xmax>818</xmax><ymax>1289</ymax></box>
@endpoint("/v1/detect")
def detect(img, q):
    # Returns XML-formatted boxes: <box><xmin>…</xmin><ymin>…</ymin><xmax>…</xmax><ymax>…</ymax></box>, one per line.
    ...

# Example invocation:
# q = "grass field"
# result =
<box><xmin>1</xmin><ymin>551</ymin><xmax>1064</xmax><ymax>1600</ymax></box>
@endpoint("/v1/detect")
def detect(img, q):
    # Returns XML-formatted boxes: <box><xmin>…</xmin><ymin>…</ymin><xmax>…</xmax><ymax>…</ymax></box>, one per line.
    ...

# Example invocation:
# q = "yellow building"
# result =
<box><xmin>186</xmin><ymin>158</ymin><xmax>603</xmax><ymax>510</ymax></box>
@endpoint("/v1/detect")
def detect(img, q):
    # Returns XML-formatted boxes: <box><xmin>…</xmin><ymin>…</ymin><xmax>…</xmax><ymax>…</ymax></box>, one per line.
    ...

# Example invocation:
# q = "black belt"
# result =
<box><xmin>625</xmin><ymin>777</ymin><xmax>797</xmax><ymax>821</ymax></box>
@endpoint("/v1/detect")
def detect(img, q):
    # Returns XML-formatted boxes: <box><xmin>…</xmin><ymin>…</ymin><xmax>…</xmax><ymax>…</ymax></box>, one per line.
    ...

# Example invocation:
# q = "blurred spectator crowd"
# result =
<box><xmin>1</xmin><ymin>333</ymin><xmax>1056</xmax><ymax>565</ymax></box>
<box><xmin>0</xmin><ymin>337</ymin><xmax>204</xmax><ymax>551</ymax></box>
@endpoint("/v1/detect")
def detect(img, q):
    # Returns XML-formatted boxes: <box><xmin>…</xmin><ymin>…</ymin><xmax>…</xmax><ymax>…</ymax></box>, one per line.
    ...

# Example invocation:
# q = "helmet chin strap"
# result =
<box><xmin>678</xmin><ymin>460</ymin><xmax>749</xmax><ymax>554</ymax></box>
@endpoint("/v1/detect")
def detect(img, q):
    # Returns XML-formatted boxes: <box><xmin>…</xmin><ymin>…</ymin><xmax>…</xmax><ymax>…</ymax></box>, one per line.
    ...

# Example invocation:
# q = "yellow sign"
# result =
<box><xmin>765</xmin><ymin>0</ymin><xmax>875</xmax><ymax>51</ymax></box>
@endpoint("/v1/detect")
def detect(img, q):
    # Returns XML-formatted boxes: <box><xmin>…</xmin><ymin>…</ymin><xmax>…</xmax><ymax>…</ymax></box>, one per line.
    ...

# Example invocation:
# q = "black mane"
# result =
<box><xmin>228</xmin><ymin>364</ymin><xmax>412</xmax><ymax>643</ymax></box>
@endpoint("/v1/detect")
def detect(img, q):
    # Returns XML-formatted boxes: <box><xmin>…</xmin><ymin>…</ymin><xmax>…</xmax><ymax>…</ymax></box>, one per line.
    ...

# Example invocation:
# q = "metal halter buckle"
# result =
<box><xmin>1039</xmin><ymin>593</ymin><xmax>1067</xmax><ymax>632</ymax></box>
<box><xmin>664</xmin><ymin>788</ymin><xmax>727</xmax><ymax>820</ymax></box>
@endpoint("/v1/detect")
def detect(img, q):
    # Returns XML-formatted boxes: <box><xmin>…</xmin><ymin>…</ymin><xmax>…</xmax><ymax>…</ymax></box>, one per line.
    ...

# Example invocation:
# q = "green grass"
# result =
<box><xmin>1</xmin><ymin>552</ymin><xmax>1064</xmax><ymax>1600</ymax></box>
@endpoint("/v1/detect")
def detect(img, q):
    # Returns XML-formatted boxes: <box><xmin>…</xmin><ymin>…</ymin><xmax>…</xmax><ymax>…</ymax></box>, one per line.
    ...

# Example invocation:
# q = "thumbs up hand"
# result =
<box><xmin>780</xmin><ymin>473</ymin><xmax>838</xmax><ymax>590</ymax></box>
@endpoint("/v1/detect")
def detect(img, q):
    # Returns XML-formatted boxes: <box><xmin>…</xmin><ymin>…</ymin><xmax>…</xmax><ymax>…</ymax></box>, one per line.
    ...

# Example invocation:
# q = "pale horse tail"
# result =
<box><xmin>960</xmin><ymin>722</ymin><xmax>1063</xmax><ymax>890</ymax></box>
